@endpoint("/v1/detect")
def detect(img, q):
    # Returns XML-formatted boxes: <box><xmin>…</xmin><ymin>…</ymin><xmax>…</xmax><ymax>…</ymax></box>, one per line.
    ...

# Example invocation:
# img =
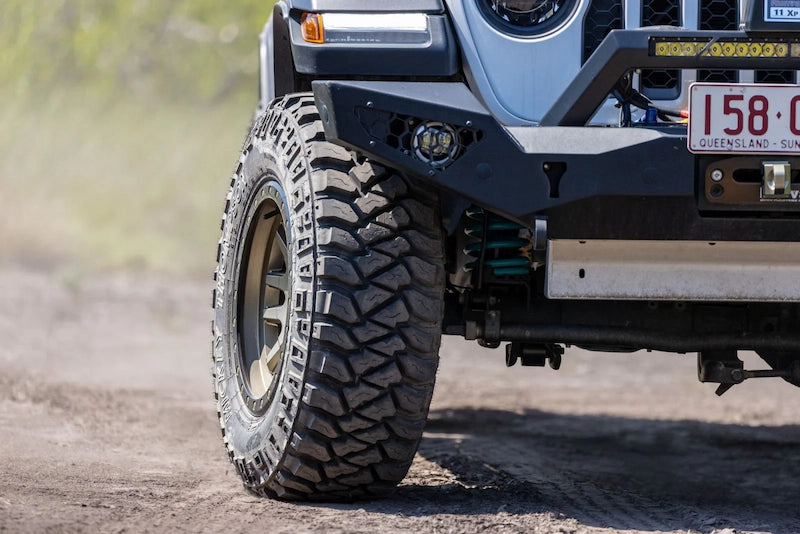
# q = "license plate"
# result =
<box><xmin>688</xmin><ymin>83</ymin><xmax>800</xmax><ymax>154</ymax></box>
<box><xmin>765</xmin><ymin>0</ymin><xmax>800</xmax><ymax>21</ymax></box>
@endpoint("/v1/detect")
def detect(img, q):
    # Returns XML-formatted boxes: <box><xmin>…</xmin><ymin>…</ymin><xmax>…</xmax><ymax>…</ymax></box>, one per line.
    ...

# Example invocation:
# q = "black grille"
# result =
<box><xmin>755</xmin><ymin>70</ymin><xmax>796</xmax><ymax>84</ymax></box>
<box><xmin>641</xmin><ymin>69</ymin><xmax>680</xmax><ymax>90</ymax></box>
<box><xmin>699</xmin><ymin>0</ymin><xmax>738</xmax><ymax>29</ymax></box>
<box><xmin>698</xmin><ymin>0</ymin><xmax>738</xmax><ymax>83</ymax></box>
<box><xmin>697</xmin><ymin>69</ymin><xmax>739</xmax><ymax>83</ymax></box>
<box><xmin>641</xmin><ymin>0</ymin><xmax>681</xmax><ymax>99</ymax></box>
<box><xmin>583</xmin><ymin>0</ymin><xmax>623</xmax><ymax>64</ymax></box>
<box><xmin>643</xmin><ymin>0</ymin><xmax>680</xmax><ymax>25</ymax></box>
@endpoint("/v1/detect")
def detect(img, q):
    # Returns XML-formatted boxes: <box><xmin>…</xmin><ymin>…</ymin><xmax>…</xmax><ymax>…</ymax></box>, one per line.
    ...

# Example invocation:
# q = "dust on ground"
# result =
<box><xmin>1</xmin><ymin>267</ymin><xmax>798</xmax><ymax>533</ymax></box>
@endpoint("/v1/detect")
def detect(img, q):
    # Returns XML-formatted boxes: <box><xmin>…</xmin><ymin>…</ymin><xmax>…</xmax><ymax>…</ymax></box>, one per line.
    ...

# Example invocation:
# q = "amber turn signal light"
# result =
<box><xmin>301</xmin><ymin>12</ymin><xmax>324</xmax><ymax>44</ymax></box>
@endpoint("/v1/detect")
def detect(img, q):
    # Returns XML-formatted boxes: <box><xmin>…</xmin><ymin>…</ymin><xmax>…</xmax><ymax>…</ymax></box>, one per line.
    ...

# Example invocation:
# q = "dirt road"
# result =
<box><xmin>1</xmin><ymin>267</ymin><xmax>798</xmax><ymax>533</ymax></box>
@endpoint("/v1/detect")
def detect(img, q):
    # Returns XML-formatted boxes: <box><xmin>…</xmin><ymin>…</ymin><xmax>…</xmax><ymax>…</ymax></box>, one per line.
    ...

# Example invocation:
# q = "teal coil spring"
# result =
<box><xmin>464</xmin><ymin>207</ymin><xmax>531</xmax><ymax>277</ymax></box>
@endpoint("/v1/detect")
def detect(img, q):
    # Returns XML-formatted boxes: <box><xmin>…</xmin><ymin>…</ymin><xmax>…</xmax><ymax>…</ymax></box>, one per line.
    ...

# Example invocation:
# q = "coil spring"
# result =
<box><xmin>464</xmin><ymin>206</ymin><xmax>531</xmax><ymax>277</ymax></box>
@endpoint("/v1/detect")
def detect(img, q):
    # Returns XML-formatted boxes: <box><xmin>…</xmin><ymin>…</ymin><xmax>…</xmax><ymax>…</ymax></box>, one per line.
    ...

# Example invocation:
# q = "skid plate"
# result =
<box><xmin>546</xmin><ymin>239</ymin><xmax>800</xmax><ymax>301</ymax></box>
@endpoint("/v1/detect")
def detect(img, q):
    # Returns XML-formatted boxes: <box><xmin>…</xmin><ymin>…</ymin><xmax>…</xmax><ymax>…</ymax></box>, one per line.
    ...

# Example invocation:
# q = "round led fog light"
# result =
<box><xmin>412</xmin><ymin>122</ymin><xmax>460</xmax><ymax>167</ymax></box>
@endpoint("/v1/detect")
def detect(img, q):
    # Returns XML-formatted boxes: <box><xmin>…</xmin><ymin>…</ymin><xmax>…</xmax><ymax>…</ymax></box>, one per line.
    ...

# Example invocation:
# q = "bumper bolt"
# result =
<box><xmin>711</xmin><ymin>169</ymin><xmax>723</xmax><ymax>182</ymax></box>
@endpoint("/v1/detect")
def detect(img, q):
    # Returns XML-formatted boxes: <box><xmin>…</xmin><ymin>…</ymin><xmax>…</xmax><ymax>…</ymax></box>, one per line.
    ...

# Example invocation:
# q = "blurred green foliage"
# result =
<box><xmin>0</xmin><ymin>0</ymin><xmax>274</xmax><ymax>103</ymax></box>
<box><xmin>0</xmin><ymin>1</ymin><xmax>279</xmax><ymax>277</ymax></box>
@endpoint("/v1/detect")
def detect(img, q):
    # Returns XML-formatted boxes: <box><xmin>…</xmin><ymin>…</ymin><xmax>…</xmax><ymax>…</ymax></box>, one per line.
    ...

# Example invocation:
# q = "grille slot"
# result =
<box><xmin>698</xmin><ymin>0</ymin><xmax>738</xmax><ymax>83</ymax></box>
<box><xmin>641</xmin><ymin>0</ymin><xmax>681</xmax><ymax>100</ymax></box>
<box><xmin>755</xmin><ymin>70</ymin><xmax>796</xmax><ymax>84</ymax></box>
<box><xmin>583</xmin><ymin>0</ymin><xmax>623</xmax><ymax>64</ymax></box>
<box><xmin>699</xmin><ymin>0</ymin><xmax>737</xmax><ymax>29</ymax></box>
<box><xmin>697</xmin><ymin>69</ymin><xmax>739</xmax><ymax>83</ymax></box>
<box><xmin>643</xmin><ymin>0</ymin><xmax>680</xmax><ymax>25</ymax></box>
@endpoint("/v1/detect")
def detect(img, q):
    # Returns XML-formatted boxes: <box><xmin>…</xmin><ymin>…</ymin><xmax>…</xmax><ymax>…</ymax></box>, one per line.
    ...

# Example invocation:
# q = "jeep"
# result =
<box><xmin>212</xmin><ymin>0</ymin><xmax>800</xmax><ymax>499</ymax></box>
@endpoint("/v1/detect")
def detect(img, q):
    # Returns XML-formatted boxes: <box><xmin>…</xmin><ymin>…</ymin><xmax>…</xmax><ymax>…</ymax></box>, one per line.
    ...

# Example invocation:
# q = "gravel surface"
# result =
<box><xmin>1</xmin><ymin>268</ymin><xmax>798</xmax><ymax>533</ymax></box>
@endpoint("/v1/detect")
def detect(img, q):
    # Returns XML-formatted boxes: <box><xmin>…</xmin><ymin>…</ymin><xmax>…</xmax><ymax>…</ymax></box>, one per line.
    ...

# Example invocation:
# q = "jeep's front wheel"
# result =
<box><xmin>212</xmin><ymin>94</ymin><xmax>445</xmax><ymax>500</ymax></box>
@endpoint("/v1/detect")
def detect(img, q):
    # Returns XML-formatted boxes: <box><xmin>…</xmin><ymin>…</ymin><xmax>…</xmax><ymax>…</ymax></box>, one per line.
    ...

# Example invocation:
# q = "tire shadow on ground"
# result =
<box><xmin>391</xmin><ymin>408</ymin><xmax>800</xmax><ymax>533</ymax></box>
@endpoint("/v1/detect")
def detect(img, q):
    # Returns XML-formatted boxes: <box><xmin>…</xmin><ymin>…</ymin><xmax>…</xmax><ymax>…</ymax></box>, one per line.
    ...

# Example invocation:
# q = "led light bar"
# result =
<box><xmin>301</xmin><ymin>13</ymin><xmax>430</xmax><ymax>45</ymax></box>
<box><xmin>651</xmin><ymin>38</ymin><xmax>800</xmax><ymax>58</ymax></box>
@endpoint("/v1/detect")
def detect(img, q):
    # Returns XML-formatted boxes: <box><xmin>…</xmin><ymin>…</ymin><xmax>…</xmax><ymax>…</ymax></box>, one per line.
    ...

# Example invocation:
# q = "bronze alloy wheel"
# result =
<box><xmin>236</xmin><ymin>180</ymin><xmax>291</xmax><ymax>413</ymax></box>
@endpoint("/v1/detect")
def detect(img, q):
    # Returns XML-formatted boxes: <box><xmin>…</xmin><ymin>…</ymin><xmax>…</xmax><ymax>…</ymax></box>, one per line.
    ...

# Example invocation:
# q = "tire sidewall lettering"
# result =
<box><xmin>215</xmin><ymin>103</ymin><xmax>314</xmax><ymax>477</ymax></box>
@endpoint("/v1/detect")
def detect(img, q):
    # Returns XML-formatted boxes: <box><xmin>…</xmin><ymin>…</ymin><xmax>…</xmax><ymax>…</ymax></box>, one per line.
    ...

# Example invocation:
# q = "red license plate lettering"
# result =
<box><xmin>689</xmin><ymin>83</ymin><xmax>800</xmax><ymax>154</ymax></box>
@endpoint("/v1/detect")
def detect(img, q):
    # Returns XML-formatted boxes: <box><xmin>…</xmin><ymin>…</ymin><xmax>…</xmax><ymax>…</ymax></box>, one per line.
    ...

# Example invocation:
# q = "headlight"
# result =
<box><xmin>301</xmin><ymin>13</ymin><xmax>430</xmax><ymax>45</ymax></box>
<box><xmin>483</xmin><ymin>0</ymin><xmax>572</xmax><ymax>32</ymax></box>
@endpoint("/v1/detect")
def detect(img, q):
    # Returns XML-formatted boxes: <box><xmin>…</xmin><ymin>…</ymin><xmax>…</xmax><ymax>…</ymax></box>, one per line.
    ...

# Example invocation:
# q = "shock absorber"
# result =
<box><xmin>464</xmin><ymin>206</ymin><xmax>531</xmax><ymax>278</ymax></box>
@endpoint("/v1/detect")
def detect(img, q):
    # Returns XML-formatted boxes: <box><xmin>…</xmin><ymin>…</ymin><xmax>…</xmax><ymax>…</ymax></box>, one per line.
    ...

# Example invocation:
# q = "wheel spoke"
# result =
<box><xmin>248</xmin><ymin>358</ymin><xmax>267</xmax><ymax>398</ymax></box>
<box><xmin>275</xmin><ymin>231</ymin><xmax>289</xmax><ymax>261</ymax></box>
<box><xmin>263</xmin><ymin>305</ymin><xmax>285</xmax><ymax>325</ymax></box>
<box><xmin>237</xmin><ymin>195</ymin><xmax>290</xmax><ymax>405</ymax></box>
<box><xmin>265</xmin><ymin>271</ymin><xmax>289</xmax><ymax>292</ymax></box>
<box><xmin>261</xmin><ymin>335</ymin><xmax>284</xmax><ymax>374</ymax></box>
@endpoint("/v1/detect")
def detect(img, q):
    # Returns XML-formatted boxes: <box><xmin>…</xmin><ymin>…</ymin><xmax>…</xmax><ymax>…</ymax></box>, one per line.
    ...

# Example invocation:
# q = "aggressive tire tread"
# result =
<box><xmin>213</xmin><ymin>93</ymin><xmax>445</xmax><ymax>500</ymax></box>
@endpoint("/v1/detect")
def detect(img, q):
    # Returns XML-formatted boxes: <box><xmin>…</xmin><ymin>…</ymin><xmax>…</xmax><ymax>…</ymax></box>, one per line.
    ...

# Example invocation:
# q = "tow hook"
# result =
<box><xmin>698</xmin><ymin>350</ymin><xmax>799</xmax><ymax>396</ymax></box>
<box><xmin>506</xmin><ymin>342</ymin><xmax>564</xmax><ymax>369</ymax></box>
<box><xmin>762</xmin><ymin>161</ymin><xmax>791</xmax><ymax>199</ymax></box>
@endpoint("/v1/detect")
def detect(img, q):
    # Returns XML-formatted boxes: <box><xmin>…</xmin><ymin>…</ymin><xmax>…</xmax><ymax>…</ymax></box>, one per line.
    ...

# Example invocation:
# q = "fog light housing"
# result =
<box><xmin>412</xmin><ymin>122</ymin><xmax>460</xmax><ymax>167</ymax></box>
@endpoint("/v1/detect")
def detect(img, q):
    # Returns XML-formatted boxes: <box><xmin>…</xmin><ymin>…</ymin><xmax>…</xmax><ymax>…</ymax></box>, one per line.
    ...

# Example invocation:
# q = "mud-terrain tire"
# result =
<box><xmin>212</xmin><ymin>93</ymin><xmax>445</xmax><ymax>500</ymax></box>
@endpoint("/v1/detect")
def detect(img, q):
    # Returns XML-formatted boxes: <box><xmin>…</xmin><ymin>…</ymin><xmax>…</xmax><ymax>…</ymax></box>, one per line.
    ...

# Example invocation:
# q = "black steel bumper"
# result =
<box><xmin>311</xmin><ymin>28</ymin><xmax>800</xmax><ymax>240</ymax></box>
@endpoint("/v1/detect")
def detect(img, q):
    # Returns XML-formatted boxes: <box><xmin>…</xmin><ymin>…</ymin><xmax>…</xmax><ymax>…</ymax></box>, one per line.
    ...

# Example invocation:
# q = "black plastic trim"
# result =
<box><xmin>273</xmin><ymin>4</ymin><xmax>298</xmax><ymax>98</ymax></box>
